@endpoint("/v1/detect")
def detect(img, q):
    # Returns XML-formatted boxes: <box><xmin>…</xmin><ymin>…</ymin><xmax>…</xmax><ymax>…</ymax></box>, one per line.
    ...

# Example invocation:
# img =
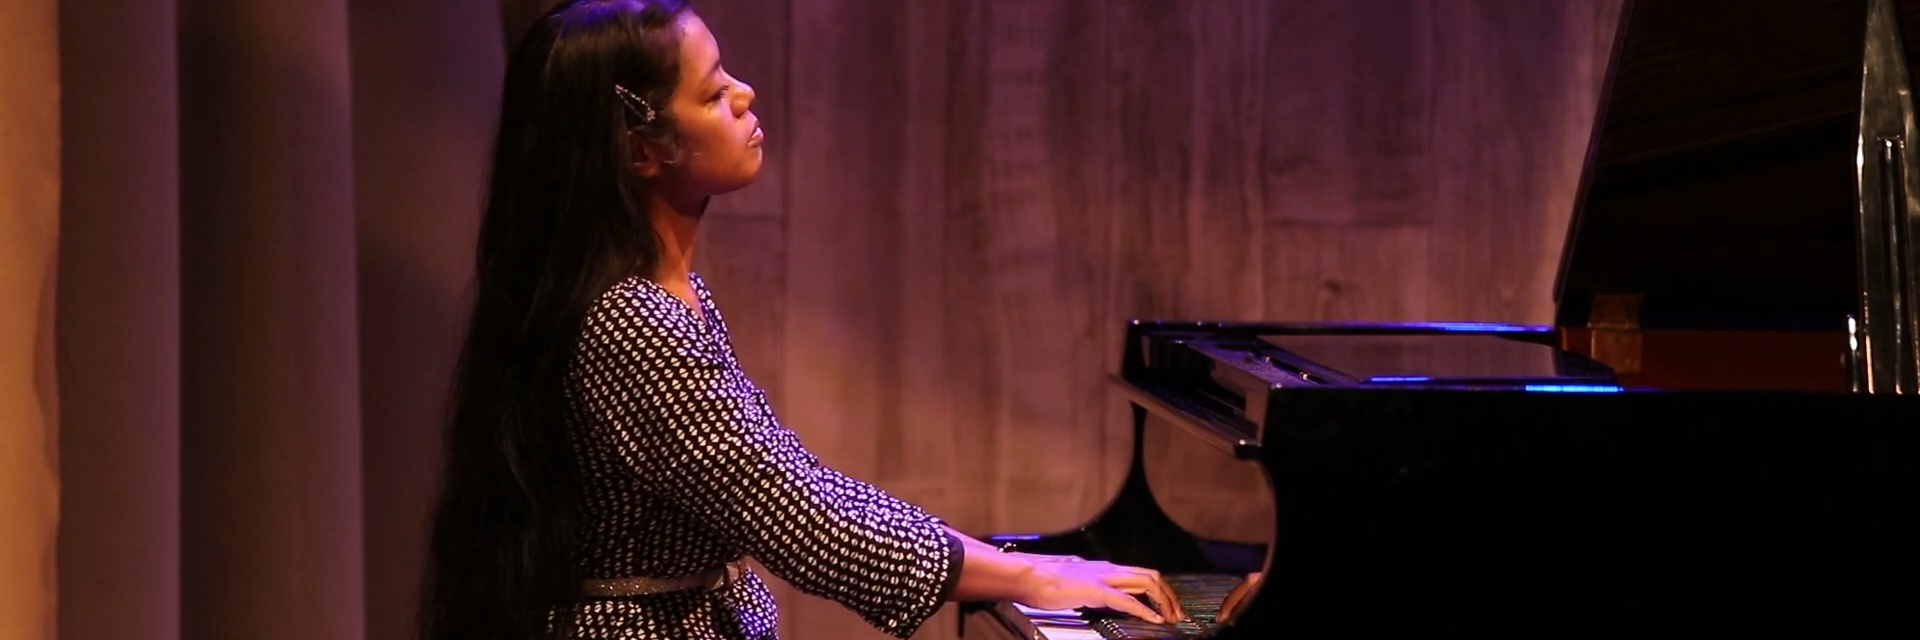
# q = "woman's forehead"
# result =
<box><xmin>675</xmin><ymin>14</ymin><xmax>722</xmax><ymax>85</ymax></box>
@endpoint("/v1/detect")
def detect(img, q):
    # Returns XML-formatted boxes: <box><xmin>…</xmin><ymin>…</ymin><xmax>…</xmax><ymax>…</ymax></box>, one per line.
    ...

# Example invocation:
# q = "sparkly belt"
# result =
<box><xmin>582</xmin><ymin>561</ymin><xmax>744</xmax><ymax>597</ymax></box>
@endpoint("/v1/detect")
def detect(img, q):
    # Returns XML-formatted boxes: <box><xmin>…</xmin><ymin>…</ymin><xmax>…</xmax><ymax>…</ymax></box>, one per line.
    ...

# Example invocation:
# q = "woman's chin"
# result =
<box><xmin>723</xmin><ymin>165</ymin><xmax>764</xmax><ymax>194</ymax></box>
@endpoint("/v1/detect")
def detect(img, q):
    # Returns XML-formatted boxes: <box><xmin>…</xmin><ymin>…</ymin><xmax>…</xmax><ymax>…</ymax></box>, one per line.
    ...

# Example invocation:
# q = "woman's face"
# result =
<box><xmin>649</xmin><ymin>12</ymin><xmax>762</xmax><ymax>203</ymax></box>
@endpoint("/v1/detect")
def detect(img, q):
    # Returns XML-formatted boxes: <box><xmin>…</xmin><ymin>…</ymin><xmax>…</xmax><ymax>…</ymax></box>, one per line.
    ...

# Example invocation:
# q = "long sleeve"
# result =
<box><xmin>815</xmin><ymin>465</ymin><xmax>948</xmax><ymax>525</ymax></box>
<box><xmin>569</xmin><ymin>285</ymin><xmax>965</xmax><ymax>638</ymax></box>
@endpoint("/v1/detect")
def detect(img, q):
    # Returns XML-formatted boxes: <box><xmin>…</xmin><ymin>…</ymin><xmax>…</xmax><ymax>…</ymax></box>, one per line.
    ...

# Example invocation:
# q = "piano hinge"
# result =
<box><xmin>1587</xmin><ymin>293</ymin><xmax>1643</xmax><ymax>374</ymax></box>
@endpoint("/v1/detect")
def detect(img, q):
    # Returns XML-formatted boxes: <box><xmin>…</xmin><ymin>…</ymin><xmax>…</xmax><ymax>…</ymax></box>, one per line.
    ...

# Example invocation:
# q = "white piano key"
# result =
<box><xmin>1031</xmin><ymin>623</ymin><xmax>1103</xmax><ymax>640</ymax></box>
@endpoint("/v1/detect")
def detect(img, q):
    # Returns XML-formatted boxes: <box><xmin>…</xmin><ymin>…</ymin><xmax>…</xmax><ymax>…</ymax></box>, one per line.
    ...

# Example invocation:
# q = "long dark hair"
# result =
<box><xmin>420</xmin><ymin>1</ymin><xmax>693</xmax><ymax>639</ymax></box>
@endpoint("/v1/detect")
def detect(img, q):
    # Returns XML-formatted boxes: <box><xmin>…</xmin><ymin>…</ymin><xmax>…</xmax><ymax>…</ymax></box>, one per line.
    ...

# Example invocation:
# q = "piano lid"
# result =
<box><xmin>1554</xmin><ymin>0</ymin><xmax>1920</xmax><ymax>331</ymax></box>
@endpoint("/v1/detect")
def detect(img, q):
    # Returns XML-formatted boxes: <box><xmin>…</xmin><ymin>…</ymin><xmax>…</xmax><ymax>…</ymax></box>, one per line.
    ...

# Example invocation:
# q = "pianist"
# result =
<box><xmin>419</xmin><ymin>1</ymin><xmax>1182</xmax><ymax>639</ymax></box>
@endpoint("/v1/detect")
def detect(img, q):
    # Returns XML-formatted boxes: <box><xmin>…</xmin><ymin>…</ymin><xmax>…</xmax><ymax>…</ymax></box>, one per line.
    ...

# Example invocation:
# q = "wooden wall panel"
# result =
<box><xmin>972</xmin><ymin>0</ymin><xmax>1122</xmax><ymax>535</ymax></box>
<box><xmin>891</xmin><ymin>0</ymin><xmax>976</xmax><ymax>525</ymax></box>
<box><xmin>0</xmin><ymin>1</ymin><xmax>60</xmax><ymax>638</ymax></box>
<box><xmin>1425</xmin><ymin>0</ymin><xmax>1623</xmax><ymax>323</ymax></box>
<box><xmin>1262</xmin><ymin>1</ymin><xmax>1437</xmax><ymax>228</ymax></box>
<box><xmin>1264</xmin><ymin>226</ymin><xmax>1433</xmax><ymax>322</ymax></box>
<box><xmin>692</xmin><ymin>0</ymin><xmax>1625</xmax><ymax>638</ymax></box>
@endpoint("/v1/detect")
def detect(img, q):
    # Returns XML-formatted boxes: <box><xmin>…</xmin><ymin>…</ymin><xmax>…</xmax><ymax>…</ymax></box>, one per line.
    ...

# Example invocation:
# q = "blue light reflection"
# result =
<box><xmin>1522</xmin><ymin>384</ymin><xmax>1622</xmax><ymax>393</ymax></box>
<box><xmin>1408</xmin><ymin>322</ymin><xmax>1543</xmax><ymax>332</ymax></box>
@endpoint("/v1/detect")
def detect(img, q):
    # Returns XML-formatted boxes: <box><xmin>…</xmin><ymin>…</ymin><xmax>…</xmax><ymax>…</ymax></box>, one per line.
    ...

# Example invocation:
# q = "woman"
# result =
<box><xmin>420</xmin><ymin>1</ymin><xmax>1185</xmax><ymax>638</ymax></box>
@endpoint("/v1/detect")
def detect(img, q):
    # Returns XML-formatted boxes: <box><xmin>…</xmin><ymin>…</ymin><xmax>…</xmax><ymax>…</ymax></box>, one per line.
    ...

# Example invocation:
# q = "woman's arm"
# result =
<box><xmin>577</xmin><ymin>284</ymin><xmax>1182</xmax><ymax>631</ymax></box>
<box><xmin>941</xmin><ymin>525</ymin><xmax>1003</xmax><ymax>561</ymax></box>
<box><xmin>946</xmin><ymin>537</ymin><xmax>1043</xmax><ymax>602</ymax></box>
<box><xmin>573</xmin><ymin>288</ymin><xmax>960</xmax><ymax>639</ymax></box>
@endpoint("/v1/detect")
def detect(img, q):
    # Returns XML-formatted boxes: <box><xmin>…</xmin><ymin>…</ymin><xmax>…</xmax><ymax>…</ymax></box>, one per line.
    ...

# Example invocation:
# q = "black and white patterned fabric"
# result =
<box><xmin>560</xmin><ymin>273</ymin><xmax>965</xmax><ymax>639</ymax></box>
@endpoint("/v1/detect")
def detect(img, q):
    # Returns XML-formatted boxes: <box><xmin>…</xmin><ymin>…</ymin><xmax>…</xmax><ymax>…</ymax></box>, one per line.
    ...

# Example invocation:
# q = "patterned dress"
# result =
<box><xmin>561</xmin><ymin>273</ymin><xmax>965</xmax><ymax>639</ymax></box>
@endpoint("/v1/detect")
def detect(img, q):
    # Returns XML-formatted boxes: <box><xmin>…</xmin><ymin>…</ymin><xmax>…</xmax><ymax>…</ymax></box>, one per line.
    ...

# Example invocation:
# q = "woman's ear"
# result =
<box><xmin>627</xmin><ymin>130</ymin><xmax>664</xmax><ymax>178</ymax></box>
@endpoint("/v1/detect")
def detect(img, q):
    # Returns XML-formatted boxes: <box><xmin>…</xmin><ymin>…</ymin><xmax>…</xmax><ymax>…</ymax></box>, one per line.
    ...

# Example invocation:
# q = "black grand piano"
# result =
<box><xmin>960</xmin><ymin>0</ymin><xmax>1919</xmax><ymax>637</ymax></box>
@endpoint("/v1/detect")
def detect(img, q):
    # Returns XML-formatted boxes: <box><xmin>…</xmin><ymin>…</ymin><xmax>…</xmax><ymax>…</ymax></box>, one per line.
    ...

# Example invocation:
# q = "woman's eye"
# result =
<box><xmin>711</xmin><ymin>86</ymin><xmax>730</xmax><ymax>102</ymax></box>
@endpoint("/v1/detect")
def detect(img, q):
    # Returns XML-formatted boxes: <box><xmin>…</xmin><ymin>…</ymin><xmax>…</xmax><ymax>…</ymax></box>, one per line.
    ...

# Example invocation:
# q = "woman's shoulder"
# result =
<box><xmin>584</xmin><ymin>275</ymin><xmax>689</xmax><ymax>333</ymax></box>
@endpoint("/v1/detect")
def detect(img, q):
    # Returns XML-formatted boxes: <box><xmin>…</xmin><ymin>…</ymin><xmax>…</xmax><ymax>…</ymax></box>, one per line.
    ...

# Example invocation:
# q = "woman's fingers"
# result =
<box><xmin>1219</xmin><ymin>572</ymin><xmax>1263</xmax><ymax>622</ymax></box>
<box><xmin>1102</xmin><ymin>588</ymin><xmax>1164</xmax><ymax>624</ymax></box>
<box><xmin>1108</xmin><ymin>571</ymin><xmax>1184</xmax><ymax>622</ymax></box>
<box><xmin>1113</xmin><ymin>565</ymin><xmax>1182</xmax><ymax>618</ymax></box>
<box><xmin>1219</xmin><ymin>587</ymin><xmax>1246</xmax><ymax>622</ymax></box>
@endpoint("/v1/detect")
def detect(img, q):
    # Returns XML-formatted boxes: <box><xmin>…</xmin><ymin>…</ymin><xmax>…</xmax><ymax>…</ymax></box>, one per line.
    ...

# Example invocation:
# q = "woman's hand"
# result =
<box><xmin>1005</xmin><ymin>551</ymin><xmax>1082</xmax><ymax>564</ymax></box>
<box><xmin>1013</xmin><ymin>558</ymin><xmax>1185</xmax><ymax>624</ymax></box>
<box><xmin>1218</xmin><ymin>572</ymin><xmax>1263</xmax><ymax>622</ymax></box>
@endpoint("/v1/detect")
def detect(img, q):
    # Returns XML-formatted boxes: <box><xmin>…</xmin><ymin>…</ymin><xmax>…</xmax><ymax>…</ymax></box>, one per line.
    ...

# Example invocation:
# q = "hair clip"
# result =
<box><xmin>613</xmin><ymin>84</ymin><xmax>656</xmax><ymax>125</ymax></box>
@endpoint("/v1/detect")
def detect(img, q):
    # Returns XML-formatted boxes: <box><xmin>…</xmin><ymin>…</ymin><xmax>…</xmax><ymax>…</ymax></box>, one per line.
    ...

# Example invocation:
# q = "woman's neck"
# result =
<box><xmin>646</xmin><ymin>194</ymin><xmax>706</xmax><ymax>286</ymax></box>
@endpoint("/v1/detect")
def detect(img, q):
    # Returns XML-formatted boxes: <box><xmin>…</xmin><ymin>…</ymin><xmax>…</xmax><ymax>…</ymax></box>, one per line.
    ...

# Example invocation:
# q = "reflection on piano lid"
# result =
<box><xmin>1259</xmin><ymin>333</ymin><xmax>1614</xmax><ymax>385</ymax></box>
<box><xmin>962</xmin><ymin>1</ymin><xmax>1920</xmax><ymax>638</ymax></box>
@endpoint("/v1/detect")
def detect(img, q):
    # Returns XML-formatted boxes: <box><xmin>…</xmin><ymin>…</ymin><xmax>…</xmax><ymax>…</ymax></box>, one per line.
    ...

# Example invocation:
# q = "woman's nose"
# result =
<box><xmin>733</xmin><ymin>80</ymin><xmax>755</xmax><ymax>114</ymax></box>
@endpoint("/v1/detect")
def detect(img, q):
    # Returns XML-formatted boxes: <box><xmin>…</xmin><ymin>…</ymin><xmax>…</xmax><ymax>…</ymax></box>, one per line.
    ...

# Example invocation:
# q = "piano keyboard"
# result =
<box><xmin>1012</xmin><ymin>574</ymin><xmax>1246</xmax><ymax>640</ymax></box>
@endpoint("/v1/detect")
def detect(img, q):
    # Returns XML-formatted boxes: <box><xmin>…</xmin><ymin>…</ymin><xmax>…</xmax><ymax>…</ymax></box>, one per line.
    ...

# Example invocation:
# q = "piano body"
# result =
<box><xmin>960</xmin><ymin>0</ymin><xmax>1920</xmax><ymax>637</ymax></box>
